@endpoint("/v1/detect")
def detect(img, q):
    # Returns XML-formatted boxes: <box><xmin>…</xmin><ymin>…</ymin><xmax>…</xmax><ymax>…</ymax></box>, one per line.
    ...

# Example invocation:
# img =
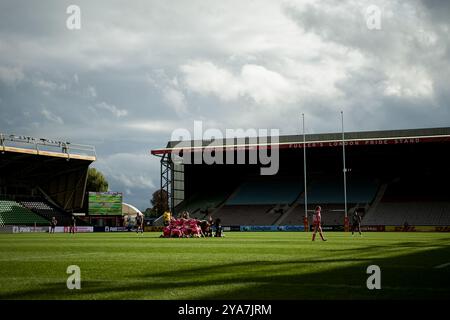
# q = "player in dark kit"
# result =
<box><xmin>69</xmin><ymin>215</ymin><xmax>76</xmax><ymax>234</ymax></box>
<box><xmin>312</xmin><ymin>206</ymin><xmax>327</xmax><ymax>241</ymax></box>
<box><xmin>136</xmin><ymin>213</ymin><xmax>144</xmax><ymax>235</ymax></box>
<box><xmin>50</xmin><ymin>216</ymin><xmax>57</xmax><ymax>233</ymax></box>
<box><xmin>207</xmin><ymin>215</ymin><xmax>214</xmax><ymax>237</ymax></box>
<box><xmin>214</xmin><ymin>218</ymin><xmax>223</xmax><ymax>237</ymax></box>
<box><xmin>351</xmin><ymin>210</ymin><xmax>362</xmax><ymax>236</ymax></box>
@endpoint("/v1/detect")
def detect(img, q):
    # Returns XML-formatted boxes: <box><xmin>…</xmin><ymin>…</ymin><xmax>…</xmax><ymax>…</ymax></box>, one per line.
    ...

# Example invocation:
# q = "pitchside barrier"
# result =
<box><xmin>240</xmin><ymin>225</ymin><xmax>305</xmax><ymax>232</ymax></box>
<box><xmin>0</xmin><ymin>226</ymin><xmax>94</xmax><ymax>233</ymax></box>
<box><xmin>93</xmin><ymin>226</ymin><xmax>164</xmax><ymax>232</ymax></box>
<box><xmin>308</xmin><ymin>225</ymin><xmax>345</xmax><ymax>232</ymax></box>
<box><xmin>2</xmin><ymin>225</ymin><xmax>449</xmax><ymax>233</ymax></box>
<box><xmin>385</xmin><ymin>226</ymin><xmax>450</xmax><ymax>232</ymax></box>
<box><xmin>358</xmin><ymin>226</ymin><xmax>450</xmax><ymax>232</ymax></box>
<box><xmin>360</xmin><ymin>226</ymin><xmax>386</xmax><ymax>232</ymax></box>
<box><xmin>0</xmin><ymin>226</ymin><xmax>49</xmax><ymax>233</ymax></box>
<box><xmin>94</xmin><ymin>226</ymin><xmax>129</xmax><ymax>232</ymax></box>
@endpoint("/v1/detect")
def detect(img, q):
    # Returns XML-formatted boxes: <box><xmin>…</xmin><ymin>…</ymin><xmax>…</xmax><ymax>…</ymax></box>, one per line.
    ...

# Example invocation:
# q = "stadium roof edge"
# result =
<box><xmin>0</xmin><ymin>133</ymin><xmax>96</xmax><ymax>161</ymax></box>
<box><xmin>2</xmin><ymin>146</ymin><xmax>96</xmax><ymax>161</ymax></box>
<box><xmin>150</xmin><ymin>126</ymin><xmax>450</xmax><ymax>155</ymax></box>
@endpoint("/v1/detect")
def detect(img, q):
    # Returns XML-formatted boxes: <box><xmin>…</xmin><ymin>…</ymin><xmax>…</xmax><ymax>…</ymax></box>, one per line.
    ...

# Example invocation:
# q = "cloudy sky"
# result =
<box><xmin>0</xmin><ymin>0</ymin><xmax>449</xmax><ymax>210</ymax></box>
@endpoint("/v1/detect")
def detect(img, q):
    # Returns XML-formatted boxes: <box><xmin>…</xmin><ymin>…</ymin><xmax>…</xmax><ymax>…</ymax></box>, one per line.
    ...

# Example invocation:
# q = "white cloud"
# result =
<box><xmin>162</xmin><ymin>87</ymin><xmax>187</xmax><ymax>114</ymax></box>
<box><xmin>0</xmin><ymin>66</ymin><xmax>24</xmax><ymax>85</ymax></box>
<box><xmin>181</xmin><ymin>61</ymin><xmax>304</xmax><ymax>105</ymax></box>
<box><xmin>95</xmin><ymin>101</ymin><xmax>128</xmax><ymax>118</ymax></box>
<box><xmin>180</xmin><ymin>61</ymin><xmax>240</xmax><ymax>101</ymax></box>
<box><xmin>125</xmin><ymin>120</ymin><xmax>179</xmax><ymax>134</ymax></box>
<box><xmin>383</xmin><ymin>67</ymin><xmax>433</xmax><ymax>98</ymax></box>
<box><xmin>94</xmin><ymin>152</ymin><xmax>157</xmax><ymax>190</ymax></box>
<box><xmin>87</xmin><ymin>86</ymin><xmax>97</xmax><ymax>97</ymax></box>
<box><xmin>32</xmin><ymin>79</ymin><xmax>65</xmax><ymax>91</ymax></box>
<box><xmin>41</xmin><ymin>108</ymin><xmax>64</xmax><ymax>124</ymax></box>
<box><xmin>240</xmin><ymin>64</ymin><xmax>298</xmax><ymax>104</ymax></box>
<box><xmin>92</xmin><ymin>151</ymin><xmax>161</xmax><ymax>209</ymax></box>
<box><xmin>147</xmin><ymin>71</ymin><xmax>188</xmax><ymax>115</ymax></box>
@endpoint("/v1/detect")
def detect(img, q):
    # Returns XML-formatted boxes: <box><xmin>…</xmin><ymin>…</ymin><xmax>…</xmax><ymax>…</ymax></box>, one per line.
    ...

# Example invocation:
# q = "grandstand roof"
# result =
<box><xmin>1</xmin><ymin>133</ymin><xmax>96</xmax><ymax>161</ymax></box>
<box><xmin>151</xmin><ymin>126</ymin><xmax>450</xmax><ymax>155</ymax></box>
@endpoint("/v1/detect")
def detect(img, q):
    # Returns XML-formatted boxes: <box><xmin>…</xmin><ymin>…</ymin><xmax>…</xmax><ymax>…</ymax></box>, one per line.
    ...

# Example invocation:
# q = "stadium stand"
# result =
<box><xmin>0</xmin><ymin>133</ymin><xmax>96</xmax><ymax>227</ymax></box>
<box><xmin>381</xmin><ymin>176</ymin><xmax>448</xmax><ymax>202</ymax></box>
<box><xmin>212</xmin><ymin>205</ymin><xmax>280</xmax><ymax>225</ymax></box>
<box><xmin>0</xmin><ymin>199</ymin><xmax>49</xmax><ymax>226</ymax></box>
<box><xmin>226</xmin><ymin>179</ymin><xmax>303</xmax><ymax>205</ymax></box>
<box><xmin>307</xmin><ymin>175</ymin><xmax>378</xmax><ymax>204</ymax></box>
<box><xmin>19</xmin><ymin>198</ymin><xmax>86</xmax><ymax>226</ymax></box>
<box><xmin>153</xmin><ymin>127</ymin><xmax>450</xmax><ymax>227</ymax></box>
<box><xmin>176</xmin><ymin>189</ymin><xmax>232</xmax><ymax>219</ymax></box>
<box><xmin>282</xmin><ymin>204</ymin><xmax>349</xmax><ymax>226</ymax></box>
<box><xmin>199</xmin><ymin>177</ymin><xmax>303</xmax><ymax>225</ymax></box>
<box><xmin>362</xmin><ymin>176</ymin><xmax>450</xmax><ymax>226</ymax></box>
<box><xmin>363</xmin><ymin>202</ymin><xmax>450</xmax><ymax>226</ymax></box>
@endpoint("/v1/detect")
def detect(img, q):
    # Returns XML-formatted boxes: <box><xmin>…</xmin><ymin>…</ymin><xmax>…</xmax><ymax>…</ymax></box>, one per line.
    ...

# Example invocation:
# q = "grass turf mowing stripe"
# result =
<box><xmin>434</xmin><ymin>262</ymin><xmax>450</xmax><ymax>269</ymax></box>
<box><xmin>0</xmin><ymin>232</ymin><xmax>449</xmax><ymax>299</ymax></box>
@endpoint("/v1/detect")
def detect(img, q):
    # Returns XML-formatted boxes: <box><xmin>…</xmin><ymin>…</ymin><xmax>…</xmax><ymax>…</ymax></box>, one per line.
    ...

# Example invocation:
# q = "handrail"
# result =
<box><xmin>0</xmin><ymin>133</ymin><xmax>96</xmax><ymax>158</ymax></box>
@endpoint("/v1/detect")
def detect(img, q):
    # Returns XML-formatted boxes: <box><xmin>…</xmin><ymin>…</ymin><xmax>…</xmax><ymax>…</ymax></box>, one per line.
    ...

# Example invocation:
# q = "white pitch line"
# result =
<box><xmin>434</xmin><ymin>262</ymin><xmax>450</xmax><ymax>269</ymax></box>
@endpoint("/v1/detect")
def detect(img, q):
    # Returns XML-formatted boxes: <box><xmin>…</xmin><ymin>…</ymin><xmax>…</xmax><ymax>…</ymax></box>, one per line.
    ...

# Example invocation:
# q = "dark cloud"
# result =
<box><xmin>1</xmin><ymin>0</ymin><xmax>449</xmax><ymax>209</ymax></box>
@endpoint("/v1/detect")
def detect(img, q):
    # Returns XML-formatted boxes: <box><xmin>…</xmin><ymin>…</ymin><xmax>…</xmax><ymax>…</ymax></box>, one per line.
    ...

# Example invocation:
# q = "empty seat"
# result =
<box><xmin>213</xmin><ymin>205</ymin><xmax>280</xmax><ymax>225</ymax></box>
<box><xmin>18</xmin><ymin>200</ymin><xmax>81</xmax><ymax>226</ymax></box>
<box><xmin>227</xmin><ymin>180</ymin><xmax>303</xmax><ymax>205</ymax></box>
<box><xmin>0</xmin><ymin>200</ymin><xmax>49</xmax><ymax>226</ymax></box>
<box><xmin>363</xmin><ymin>202</ymin><xmax>450</xmax><ymax>226</ymax></box>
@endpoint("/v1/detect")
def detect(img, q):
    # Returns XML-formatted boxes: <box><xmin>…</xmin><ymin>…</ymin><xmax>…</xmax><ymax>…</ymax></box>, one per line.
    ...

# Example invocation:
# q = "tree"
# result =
<box><xmin>86</xmin><ymin>168</ymin><xmax>109</xmax><ymax>192</ymax></box>
<box><xmin>144</xmin><ymin>207</ymin><xmax>159</xmax><ymax>218</ymax></box>
<box><xmin>150</xmin><ymin>189</ymin><xmax>169</xmax><ymax>215</ymax></box>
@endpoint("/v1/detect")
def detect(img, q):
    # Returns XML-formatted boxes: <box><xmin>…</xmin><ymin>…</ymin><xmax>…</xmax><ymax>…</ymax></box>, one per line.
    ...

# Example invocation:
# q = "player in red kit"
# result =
<box><xmin>312</xmin><ymin>206</ymin><xmax>327</xmax><ymax>241</ymax></box>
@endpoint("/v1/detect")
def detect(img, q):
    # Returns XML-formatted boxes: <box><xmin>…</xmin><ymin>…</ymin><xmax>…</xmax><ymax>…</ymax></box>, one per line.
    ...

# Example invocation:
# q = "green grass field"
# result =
<box><xmin>0</xmin><ymin>232</ymin><xmax>449</xmax><ymax>300</ymax></box>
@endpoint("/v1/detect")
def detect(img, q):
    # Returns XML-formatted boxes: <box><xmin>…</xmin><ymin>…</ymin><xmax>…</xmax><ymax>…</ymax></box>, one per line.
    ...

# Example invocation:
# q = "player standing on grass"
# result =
<box><xmin>50</xmin><ymin>216</ymin><xmax>57</xmax><ymax>233</ymax></box>
<box><xmin>136</xmin><ymin>213</ymin><xmax>144</xmax><ymax>235</ymax></box>
<box><xmin>70</xmin><ymin>215</ymin><xmax>76</xmax><ymax>234</ymax></box>
<box><xmin>312</xmin><ymin>206</ymin><xmax>327</xmax><ymax>241</ymax></box>
<box><xmin>351</xmin><ymin>210</ymin><xmax>362</xmax><ymax>237</ymax></box>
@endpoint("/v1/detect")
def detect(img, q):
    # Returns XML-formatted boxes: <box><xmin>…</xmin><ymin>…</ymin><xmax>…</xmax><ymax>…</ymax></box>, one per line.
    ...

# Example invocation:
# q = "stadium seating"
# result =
<box><xmin>226</xmin><ymin>179</ymin><xmax>303</xmax><ymax>205</ymax></box>
<box><xmin>0</xmin><ymin>200</ymin><xmax>49</xmax><ymax>226</ymax></box>
<box><xmin>382</xmin><ymin>176</ymin><xmax>448</xmax><ymax>202</ymax></box>
<box><xmin>361</xmin><ymin>176</ymin><xmax>450</xmax><ymax>226</ymax></box>
<box><xmin>363</xmin><ymin>202</ymin><xmax>450</xmax><ymax>226</ymax></box>
<box><xmin>19</xmin><ymin>199</ymin><xmax>85</xmax><ymax>226</ymax></box>
<box><xmin>213</xmin><ymin>205</ymin><xmax>281</xmax><ymax>225</ymax></box>
<box><xmin>282</xmin><ymin>204</ymin><xmax>346</xmax><ymax>226</ymax></box>
<box><xmin>307</xmin><ymin>176</ymin><xmax>378</xmax><ymax>204</ymax></box>
<box><xmin>176</xmin><ymin>189</ymin><xmax>231</xmax><ymax>219</ymax></box>
<box><xmin>173</xmin><ymin>172</ymin><xmax>449</xmax><ymax>227</ymax></box>
<box><xmin>194</xmin><ymin>175</ymin><xmax>376</xmax><ymax>226</ymax></box>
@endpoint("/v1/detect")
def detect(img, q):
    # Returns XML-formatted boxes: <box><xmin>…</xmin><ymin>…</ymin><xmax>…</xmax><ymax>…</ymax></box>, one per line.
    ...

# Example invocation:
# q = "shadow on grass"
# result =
<box><xmin>1</xmin><ymin>238</ymin><xmax>449</xmax><ymax>300</ymax></box>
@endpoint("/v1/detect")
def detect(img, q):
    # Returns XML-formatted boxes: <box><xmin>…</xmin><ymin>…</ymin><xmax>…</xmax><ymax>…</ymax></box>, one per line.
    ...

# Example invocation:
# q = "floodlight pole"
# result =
<box><xmin>302</xmin><ymin>113</ymin><xmax>308</xmax><ymax>220</ymax></box>
<box><xmin>341</xmin><ymin>111</ymin><xmax>348</xmax><ymax>221</ymax></box>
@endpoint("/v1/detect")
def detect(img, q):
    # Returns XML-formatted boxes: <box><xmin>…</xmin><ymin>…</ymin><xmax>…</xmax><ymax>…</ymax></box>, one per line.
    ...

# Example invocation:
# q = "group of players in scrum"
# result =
<box><xmin>161</xmin><ymin>211</ymin><xmax>223</xmax><ymax>238</ymax></box>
